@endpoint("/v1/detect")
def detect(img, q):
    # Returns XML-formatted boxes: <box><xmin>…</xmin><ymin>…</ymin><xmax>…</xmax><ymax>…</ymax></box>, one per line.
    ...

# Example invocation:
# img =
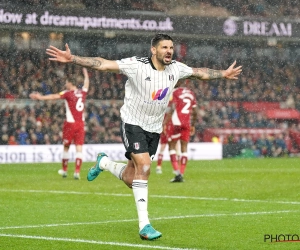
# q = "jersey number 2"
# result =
<box><xmin>181</xmin><ymin>98</ymin><xmax>191</xmax><ymax>114</ymax></box>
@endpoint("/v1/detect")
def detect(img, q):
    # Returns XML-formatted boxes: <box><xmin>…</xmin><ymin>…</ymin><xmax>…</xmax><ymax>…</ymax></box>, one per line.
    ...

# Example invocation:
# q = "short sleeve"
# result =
<box><xmin>116</xmin><ymin>57</ymin><xmax>138</xmax><ymax>77</ymax></box>
<box><xmin>176</xmin><ymin>61</ymin><xmax>193</xmax><ymax>79</ymax></box>
<box><xmin>59</xmin><ymin>90</ymin><xmax>67</xmax><ymax>99</ymax></box>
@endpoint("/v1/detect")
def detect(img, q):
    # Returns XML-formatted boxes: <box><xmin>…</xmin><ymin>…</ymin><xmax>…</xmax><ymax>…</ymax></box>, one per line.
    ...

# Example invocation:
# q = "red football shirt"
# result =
<box><xmin>171</xmin><ymin>87</ymin><xmax>196</xmax><ymax>126</ymax></box>
<box><xmin>59</xmin><ymin>88</ymin><xmax>87</xmax><ymax>123</ymax></box>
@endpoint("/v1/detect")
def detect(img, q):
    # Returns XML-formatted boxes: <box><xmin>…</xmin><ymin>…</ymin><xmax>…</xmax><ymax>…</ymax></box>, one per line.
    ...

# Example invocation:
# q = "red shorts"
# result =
<box><xmin>63</xmin><ymin>121</ymin><xmax>85</xmax><ymax>146</ymax></box>
<box><xmin>160</xmin><ymin>132</ymin><xmax>168</xmax><ymax>144</ymax></box>
<box><xmin>161</xmin><ymin>122</ymin><xmax>173</xmax><ymax>144</ymax></box>
<box><xmin>169</xmin><ymin>125</ymin><xmax>190</xmax><ymax>142</ymax></box>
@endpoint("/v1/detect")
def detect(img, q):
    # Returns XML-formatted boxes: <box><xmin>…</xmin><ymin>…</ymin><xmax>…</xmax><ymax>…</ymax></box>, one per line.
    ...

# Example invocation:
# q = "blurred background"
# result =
<box><xmin>0</xmin><ymin>0</ymin><xmax>300</xmax><ymax>158</ymax></box>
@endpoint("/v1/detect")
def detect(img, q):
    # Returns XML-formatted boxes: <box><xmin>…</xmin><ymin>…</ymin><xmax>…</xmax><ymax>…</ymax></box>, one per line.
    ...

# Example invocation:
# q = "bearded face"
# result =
<box><xmin>152</xmin><ymin>40</ymin><xmax>174</xmax><ymax>66</ymax></box>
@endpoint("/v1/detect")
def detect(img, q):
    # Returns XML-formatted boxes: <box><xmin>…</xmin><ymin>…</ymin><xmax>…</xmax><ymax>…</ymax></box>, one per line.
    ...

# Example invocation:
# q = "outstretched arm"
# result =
<box><xmin>82</xmin><ymin>68</ymin><xmax>90</xmax><ymax>90</ymax></box>
<box><xmin>189</xmin><ymin>61</ymin><xmax>242</xmax><ymax>80</ymax></box>
<box><xmin>29</xmin><ymin>92</ymin><xmax>60</xmax><ymax>100</ymax></box>
<box><xmin>46</xmin><ymin>44</ymin><xmax>120</xmax><ymax>73</ymax></box>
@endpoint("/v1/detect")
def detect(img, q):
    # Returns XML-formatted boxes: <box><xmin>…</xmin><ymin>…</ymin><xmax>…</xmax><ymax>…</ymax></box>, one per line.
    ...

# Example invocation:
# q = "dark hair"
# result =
<box><xmin>151</xmin><ymin>34</ymin><xmax>173</xmax><ymax>47</ymax></box>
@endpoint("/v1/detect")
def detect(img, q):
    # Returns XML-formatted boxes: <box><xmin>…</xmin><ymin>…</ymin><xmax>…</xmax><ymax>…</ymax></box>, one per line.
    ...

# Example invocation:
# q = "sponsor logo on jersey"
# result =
<box><xmin>152</xmin><ymin>87</ymin><xmax>169</xmax><ymax>100</ymax></box>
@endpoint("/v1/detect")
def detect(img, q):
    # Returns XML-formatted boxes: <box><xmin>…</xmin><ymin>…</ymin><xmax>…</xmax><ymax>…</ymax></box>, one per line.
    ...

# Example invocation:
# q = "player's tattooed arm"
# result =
<box><xmin>189</xmin><ymin>61</ymin><xmax>242</xmax><ymax>80</ymax></box>
<box><xmin>46</xmin><ymin>44</ymin><xmax>120</xmax><ymax>72</ymax></box>
<box><xmin>71</xmin><ymin>56</ymin><xmax>119</xmax><ymax>72</ymax></box>
<box><xmin>190</xmin><ymin>68</ymin><xmax>223</xmax><ymax>80</ymax></box>
<box><xmin>72</xmin><ymin>56</ymin><xmax>103</xmax><ymax>69</ymax></box>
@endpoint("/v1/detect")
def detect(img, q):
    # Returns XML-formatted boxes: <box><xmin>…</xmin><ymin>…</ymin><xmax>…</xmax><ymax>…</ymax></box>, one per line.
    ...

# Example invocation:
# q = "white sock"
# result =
<box><xmin>174</xmin><ymin>170</ymin><xmax>180</xmax><ymax>175</ymax></box>
<box><xmin>132</xmin><ymin>180</ymin><xmax>150</xmax><ymax>231</ymax></box>
<box><xmin>99</xmin><ymin>157</ymin><xmax>126</xmax><ymax>180</ymax></box>
<box><xmin>63</xmin><ymin>151</ymin><xmax>69</xmax><ymax>159</ymax></box>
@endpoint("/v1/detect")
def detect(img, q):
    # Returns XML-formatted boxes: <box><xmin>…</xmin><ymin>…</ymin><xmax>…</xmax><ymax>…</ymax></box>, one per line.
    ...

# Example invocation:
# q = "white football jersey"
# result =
<box><xmin>116</xmin><ymin>56</ymin><xmax>193</xmax><ymax>133</ymax></box>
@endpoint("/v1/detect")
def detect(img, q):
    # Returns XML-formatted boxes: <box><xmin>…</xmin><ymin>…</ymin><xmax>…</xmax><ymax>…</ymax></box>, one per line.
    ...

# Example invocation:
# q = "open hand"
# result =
<box><xmin>224</xmin><ymin>61</ymin><xmax>242</xmax><ymax>80</ymax></box>
<box><xmin>46</xmin><ymin>43</ymin><xmax>73</xmax><ymax>63</ymax></box>
<box><xmin>29</xmin><ymin>92</ymin><xmax>42</xmax><ymax>100</ymax></box>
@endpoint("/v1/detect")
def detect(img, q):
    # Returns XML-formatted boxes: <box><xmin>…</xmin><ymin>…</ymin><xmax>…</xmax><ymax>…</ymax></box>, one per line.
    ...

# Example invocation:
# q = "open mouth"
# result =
<box><xmin>165</xmin><ymin>55</ymin><xmax>171</xmax><ymax>62</ymax></box>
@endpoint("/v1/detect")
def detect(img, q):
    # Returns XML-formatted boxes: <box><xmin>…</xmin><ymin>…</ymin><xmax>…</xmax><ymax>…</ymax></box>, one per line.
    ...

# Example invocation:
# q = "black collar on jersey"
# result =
<box><xmin>149</xmin><ymin>57</ymin><xmax>157</xmax><ymax>70</ymax></box>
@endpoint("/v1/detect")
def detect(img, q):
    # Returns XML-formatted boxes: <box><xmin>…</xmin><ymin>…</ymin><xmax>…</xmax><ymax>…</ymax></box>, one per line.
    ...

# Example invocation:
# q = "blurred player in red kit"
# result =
<box><xmin>155</xmin><ymin>130</ymin><xmax>169</xmax><ymax>174</ymax></box>
<box><xmin>29</xmin><ymin>68</ymin><xmax>90</xmax><ymax>180</ymax></box>
<box><xmin>164</xmin><ymin>79</ymin><xmax>197</xmax><ymax>182</ymax></box>
<box><xmin>156</xmin><ymin>103</ymin><xmax>181</xmax><ymax>174</ymax></box>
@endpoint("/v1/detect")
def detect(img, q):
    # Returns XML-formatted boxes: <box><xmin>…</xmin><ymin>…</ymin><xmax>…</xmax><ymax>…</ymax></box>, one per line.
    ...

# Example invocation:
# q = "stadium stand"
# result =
<box><xmin>0</xmin><ymin>0</ymin><xmax>299</xmax><ymax>17</ymax></box>
<box><xmin>0</xmin><ymin>45</ymin><xmax>300</xmax><ymax>153</ymax></box>
<box><xmin>0</xmin><ymin>1</ymin><xmax>299</xmax><ymax>158</ymax></box>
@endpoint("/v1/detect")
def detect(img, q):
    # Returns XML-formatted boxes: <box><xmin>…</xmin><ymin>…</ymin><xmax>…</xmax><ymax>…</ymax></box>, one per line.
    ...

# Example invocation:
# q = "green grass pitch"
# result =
<box><xmin>1</xmin><ymin>158</ymin><xmax>300</xmax><ymax>250</ymax></box>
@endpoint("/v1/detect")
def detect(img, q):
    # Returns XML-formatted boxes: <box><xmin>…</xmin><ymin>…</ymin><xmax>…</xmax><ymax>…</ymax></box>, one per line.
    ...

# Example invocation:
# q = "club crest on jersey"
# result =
<box><xmin>133</xmin><ymin>142</ymin><xmax>140</xmax><ymax>150</ymax></box>
<box><xmin>169</xmin><ymin>75</ymin><xmax>174</xmax><ymax>81</ymax></box>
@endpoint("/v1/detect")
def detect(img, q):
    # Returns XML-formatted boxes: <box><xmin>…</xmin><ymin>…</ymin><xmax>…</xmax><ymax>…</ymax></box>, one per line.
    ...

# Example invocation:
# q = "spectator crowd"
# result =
<box><xmin>1</xmin><ymin>45</ymin><xmax>300</xmax><ymax>103</ymax></box>
<box><xmin>0</xmin><ymin>100</ymin><xmax>123</xmax><ymax>145</ymax></box>
<box><xmin>0</xmin><ymin>0</ymin><xmax>300</xmax><ymax>157</ymax></box>
<box><xmin>0</xmin><ymin>44</ymin><xmax>300</xmax><ymax>153</ymax></box>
